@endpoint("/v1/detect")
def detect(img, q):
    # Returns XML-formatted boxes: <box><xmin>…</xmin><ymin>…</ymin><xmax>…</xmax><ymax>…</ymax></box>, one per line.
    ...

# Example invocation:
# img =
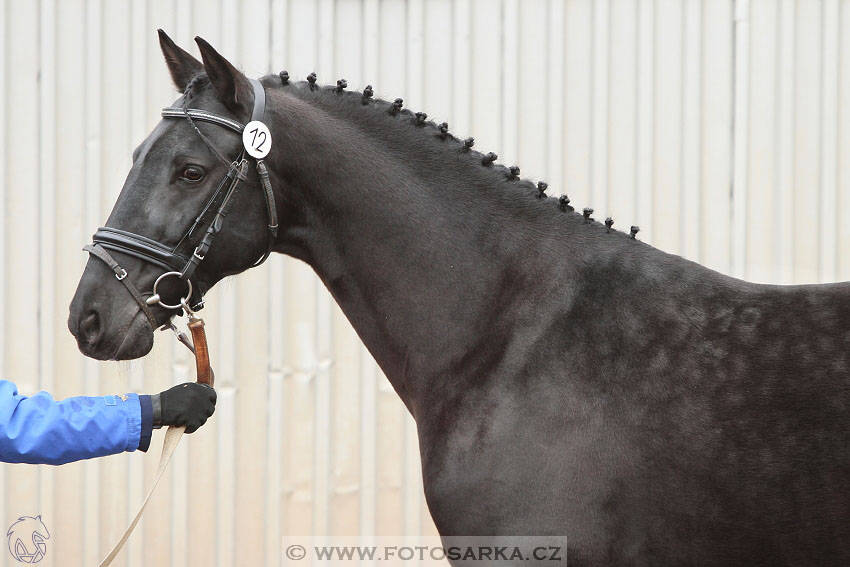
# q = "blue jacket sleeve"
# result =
<box><xmin>0</xmin><ymin>380</ymin><xmax>152</xmax><ymax>465</ymax></box>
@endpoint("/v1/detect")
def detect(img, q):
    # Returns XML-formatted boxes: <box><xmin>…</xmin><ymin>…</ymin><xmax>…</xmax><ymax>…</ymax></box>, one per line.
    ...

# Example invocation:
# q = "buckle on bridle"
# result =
<box><xmin>115</xmin><ymin>268</ymin><xmax>128</xmax><ymax>281</ymax></box>
<box><xmin>193</xmin><ymin>247</ymin><xmax>205</xmax><ymax>261</ymax></box>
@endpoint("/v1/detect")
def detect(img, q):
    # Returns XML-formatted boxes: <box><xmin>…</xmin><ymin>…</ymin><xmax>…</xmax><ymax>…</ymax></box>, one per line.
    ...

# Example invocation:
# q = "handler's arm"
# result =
<box><xmin>0</xmin><ymin>380</ymin><xmax>152</xmax><ymax>465</ymax></box>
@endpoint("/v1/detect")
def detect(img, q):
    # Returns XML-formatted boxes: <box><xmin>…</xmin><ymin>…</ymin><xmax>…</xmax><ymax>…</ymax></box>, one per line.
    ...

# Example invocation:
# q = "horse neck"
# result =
<box><xmin>265</xmin><ymin>90</ymin><xmax>600</xmax><ymax>415</ymax></box>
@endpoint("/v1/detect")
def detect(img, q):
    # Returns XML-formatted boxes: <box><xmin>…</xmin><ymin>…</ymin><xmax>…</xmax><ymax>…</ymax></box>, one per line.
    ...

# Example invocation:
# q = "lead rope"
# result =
<box><xmin>98</xmin><ymin>313</ymin><xmax>213</xmax><ymax>567</ymax></box>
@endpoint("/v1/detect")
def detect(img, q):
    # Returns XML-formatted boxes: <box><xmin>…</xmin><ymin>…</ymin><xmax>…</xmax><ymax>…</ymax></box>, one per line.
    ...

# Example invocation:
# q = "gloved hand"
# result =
<box><xmin>152</xmin><ymin>383</ymin><xmax>216</xmax><ymax>433</ymax></box>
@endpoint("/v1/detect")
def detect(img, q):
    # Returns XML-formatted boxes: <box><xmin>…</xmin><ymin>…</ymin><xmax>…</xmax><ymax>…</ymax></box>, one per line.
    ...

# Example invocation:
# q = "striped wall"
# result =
<box><xmin>1</xmin><ymin>0</ymin><xmax>849</xmax><ymax>565</ymax></box>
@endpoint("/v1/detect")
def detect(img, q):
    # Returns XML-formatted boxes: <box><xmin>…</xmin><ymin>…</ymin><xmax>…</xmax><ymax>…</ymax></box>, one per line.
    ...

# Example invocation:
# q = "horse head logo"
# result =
<box><xmin>6</xmin><ymin>516</ymin><xmax>50</xmax><ymax>564</ymax></box>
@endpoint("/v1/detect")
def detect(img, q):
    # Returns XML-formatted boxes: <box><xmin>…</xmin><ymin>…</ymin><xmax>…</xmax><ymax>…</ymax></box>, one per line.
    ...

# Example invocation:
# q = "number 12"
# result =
<box><xmin>249</xmin><ymin>127</ymin><xmax>267</xmax><ymax>151</ymax></box>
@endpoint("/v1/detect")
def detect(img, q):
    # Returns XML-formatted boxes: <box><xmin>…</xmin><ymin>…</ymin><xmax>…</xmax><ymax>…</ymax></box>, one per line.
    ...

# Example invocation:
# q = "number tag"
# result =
<box><xmin>243</xmin><ymin>120</ymin><xmax>272</xmax><ymax>158</ymax></box>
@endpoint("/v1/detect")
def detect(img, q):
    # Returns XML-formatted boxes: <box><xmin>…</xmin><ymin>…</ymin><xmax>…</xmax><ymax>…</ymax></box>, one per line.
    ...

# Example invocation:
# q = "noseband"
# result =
<box><xmin>84</xmin><ymin>78</ymin><xmax>279</xmax><ymax>328</ymax></box>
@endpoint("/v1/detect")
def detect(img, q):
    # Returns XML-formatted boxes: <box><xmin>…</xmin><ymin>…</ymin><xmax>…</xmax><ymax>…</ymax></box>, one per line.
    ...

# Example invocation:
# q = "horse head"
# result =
<box><xmin>68</xmin><ymin>31</ymin><xmax>281</xmax><ymax>360</ymax></box>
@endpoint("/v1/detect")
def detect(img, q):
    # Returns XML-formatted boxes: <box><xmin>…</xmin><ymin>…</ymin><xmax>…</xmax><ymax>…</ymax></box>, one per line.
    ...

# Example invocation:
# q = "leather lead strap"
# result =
<box><xmin>188</xmin><ymin>317</ymin><xmax>214</xmax><ymax>387</ymax></box>
<box><xmin>98</xmin><ymin>320</ymin><xmax>213</xmax><ymax>567</ymax></box>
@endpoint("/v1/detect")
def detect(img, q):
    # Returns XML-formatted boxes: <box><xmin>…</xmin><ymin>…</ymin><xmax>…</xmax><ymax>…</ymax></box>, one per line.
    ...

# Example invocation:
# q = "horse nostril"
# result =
<box><xmin>79</xmin><ymin>311</ymin><xmax>102</xmax><ymax>346</ymax></box>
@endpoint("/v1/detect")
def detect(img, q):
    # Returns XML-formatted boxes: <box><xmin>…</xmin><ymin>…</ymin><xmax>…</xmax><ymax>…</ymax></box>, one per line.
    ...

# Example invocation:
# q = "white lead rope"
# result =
<box><xmin>98</xmin><ymin>314</ymin><xmax>213</xmax><ymax>566</ymax></box>
<box><xmin>97</xmin><ymin>425</ymin><xmax>185</xmax><ymax>567</ymax></box>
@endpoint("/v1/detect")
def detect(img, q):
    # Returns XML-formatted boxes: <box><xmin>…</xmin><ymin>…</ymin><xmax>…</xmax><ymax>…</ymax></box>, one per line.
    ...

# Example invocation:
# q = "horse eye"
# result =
<box><xmin>181</xmin><ymin>166</ymin><xmax>204</xmax><ymax>182</ymax></box>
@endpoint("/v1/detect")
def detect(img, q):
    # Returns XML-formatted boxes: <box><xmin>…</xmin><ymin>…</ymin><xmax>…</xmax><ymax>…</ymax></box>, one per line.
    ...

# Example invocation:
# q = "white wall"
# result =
<box><xmin>1</xmin><ymin>1</ymin><xmax>849</xmax><ymax>565</ymax></box>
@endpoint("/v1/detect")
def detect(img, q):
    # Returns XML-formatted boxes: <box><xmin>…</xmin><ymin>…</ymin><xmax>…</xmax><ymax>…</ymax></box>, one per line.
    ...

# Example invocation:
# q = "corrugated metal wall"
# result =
<box><xmin>1</xmin><ymin>0</ymin><xmax>849</xmax><ymax>565</ymax></box>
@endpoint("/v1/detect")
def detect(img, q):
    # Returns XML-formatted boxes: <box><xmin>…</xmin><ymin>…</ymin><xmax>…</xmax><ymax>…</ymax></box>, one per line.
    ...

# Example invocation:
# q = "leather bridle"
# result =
<box><xmin>83</xmin><ymin>77</ymin><xmax>278</xmax><ymax>329</ymax></box>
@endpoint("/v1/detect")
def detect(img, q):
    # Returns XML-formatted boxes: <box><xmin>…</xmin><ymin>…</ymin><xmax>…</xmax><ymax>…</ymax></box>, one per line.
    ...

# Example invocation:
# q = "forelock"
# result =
<box><xmin>183</xmin><ymin>73</ymin><xmax>210</xmax><ymax>100</ymax></box>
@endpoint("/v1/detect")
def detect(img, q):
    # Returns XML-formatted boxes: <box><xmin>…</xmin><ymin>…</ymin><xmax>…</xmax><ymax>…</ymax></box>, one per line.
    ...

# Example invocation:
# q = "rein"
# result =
<box><xmin>91</xmin><ymin>77</ymin><xmax>275</xmax><ymax>566</ymax></box>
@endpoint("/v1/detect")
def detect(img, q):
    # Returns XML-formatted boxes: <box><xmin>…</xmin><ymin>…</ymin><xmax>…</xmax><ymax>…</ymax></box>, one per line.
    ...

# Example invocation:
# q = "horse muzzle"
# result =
<box><xmin>68</xmin><ymin>257</ymin><xmax>156</xmax><ymax>360</ymax></box>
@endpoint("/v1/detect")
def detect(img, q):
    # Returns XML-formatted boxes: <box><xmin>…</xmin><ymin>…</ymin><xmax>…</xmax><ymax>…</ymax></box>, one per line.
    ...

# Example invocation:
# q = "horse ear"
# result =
<box><xmin>158</xmin><ymin>29</ymin><xmax>202</xmax><ymax>92</ymax></box>
<box><xmin>194</xmin><ymin>36</ymin><xmax>253</xmax><ymax>117</ymax></box>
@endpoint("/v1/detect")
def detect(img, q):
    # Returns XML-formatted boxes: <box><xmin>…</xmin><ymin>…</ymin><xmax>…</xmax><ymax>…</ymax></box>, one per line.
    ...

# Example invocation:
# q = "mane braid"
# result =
<box><xmin>264</xmin><ymin>74</ymin><xmax>639</xmax><ymax>240</ymax></box>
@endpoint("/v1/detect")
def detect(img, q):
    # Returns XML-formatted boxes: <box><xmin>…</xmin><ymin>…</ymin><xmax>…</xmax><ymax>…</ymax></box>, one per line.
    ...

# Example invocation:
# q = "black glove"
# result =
<box><xmin>152</xmin><ymin>383</ymin><xmax>216</xmax><ymax>434</ymax></box>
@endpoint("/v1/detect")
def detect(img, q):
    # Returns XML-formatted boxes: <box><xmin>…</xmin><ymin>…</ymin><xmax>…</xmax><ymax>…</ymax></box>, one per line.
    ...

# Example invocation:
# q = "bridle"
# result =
<box><xmin>83</xmin><ymin>77</ymin><xmax>278</xmax><ymax>331</ymax></box>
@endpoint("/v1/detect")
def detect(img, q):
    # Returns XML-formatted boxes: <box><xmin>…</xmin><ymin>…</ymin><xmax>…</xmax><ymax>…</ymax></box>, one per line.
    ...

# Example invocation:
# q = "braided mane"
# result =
<box><xmin>265</xmin><ymin>72</ymin><xmax>638</xmax><ymax>240</ymax></box>
<box><xmin>278</xmin><ymin>75</ymin><xmax>539</xmax><ymax>188</ymax></box>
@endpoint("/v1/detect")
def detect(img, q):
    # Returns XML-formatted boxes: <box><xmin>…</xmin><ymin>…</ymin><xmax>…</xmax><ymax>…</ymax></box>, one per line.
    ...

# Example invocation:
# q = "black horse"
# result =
<box><xmin>69</xmin><ymin>31</ymin><xmax>850</xmax><ymax>566</ymax></box>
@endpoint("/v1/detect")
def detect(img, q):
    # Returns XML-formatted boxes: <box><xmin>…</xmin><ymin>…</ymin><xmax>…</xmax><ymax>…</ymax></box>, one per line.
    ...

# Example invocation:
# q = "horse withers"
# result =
<box><xmin>69</xmin><ymin>30</ymin><xmax>850</xmax><ymax>566</ymax></box>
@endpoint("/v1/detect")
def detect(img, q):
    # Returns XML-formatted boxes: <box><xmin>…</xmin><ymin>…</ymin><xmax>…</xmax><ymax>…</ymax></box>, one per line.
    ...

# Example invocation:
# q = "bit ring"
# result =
<box><xmin>145</xmin><ymin>271</ymin><xmax>193</xmax><ymax>310</ymax></box>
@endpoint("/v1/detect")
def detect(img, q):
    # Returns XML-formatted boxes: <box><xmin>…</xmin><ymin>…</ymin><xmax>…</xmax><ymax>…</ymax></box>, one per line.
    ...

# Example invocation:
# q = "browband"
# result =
<box><xmin>160</xmin><ymin>108</ymin><xmax>244</xmax><ymax>133</ymax></box>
